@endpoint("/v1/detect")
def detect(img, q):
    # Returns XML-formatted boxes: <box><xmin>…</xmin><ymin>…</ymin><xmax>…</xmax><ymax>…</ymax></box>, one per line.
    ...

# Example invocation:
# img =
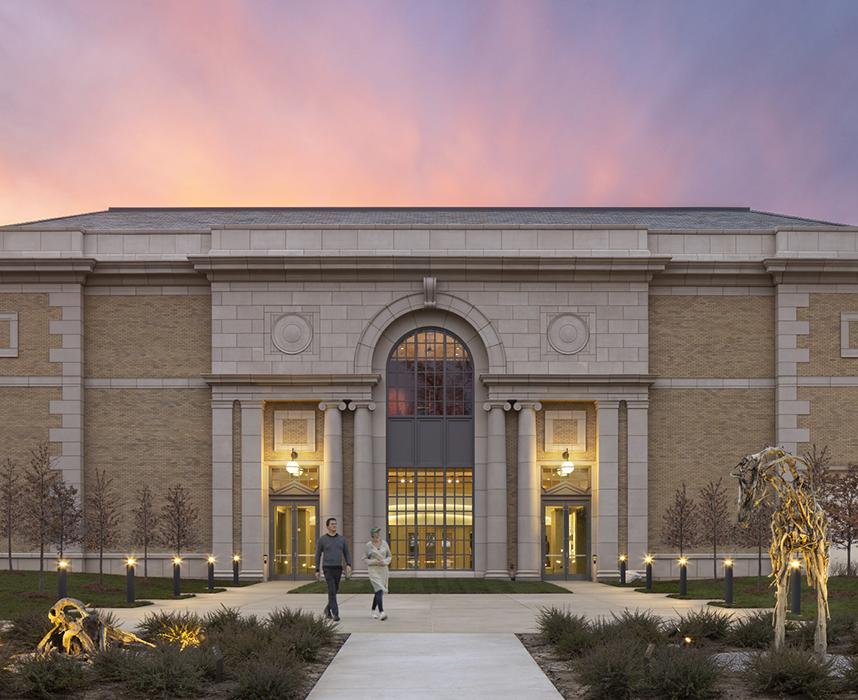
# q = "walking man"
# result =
<box><xmin>315</xmin><ymin>517</ymin><xmax>352</xmax><ymax>621</ymax></box>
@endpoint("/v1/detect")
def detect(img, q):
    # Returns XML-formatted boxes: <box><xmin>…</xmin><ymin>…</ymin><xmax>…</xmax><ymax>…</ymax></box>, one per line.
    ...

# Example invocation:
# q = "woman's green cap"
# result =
<box><xmin>370</xmin><ymin>527</ymin><xmax>381</xmax><ymax>534</ymax></box>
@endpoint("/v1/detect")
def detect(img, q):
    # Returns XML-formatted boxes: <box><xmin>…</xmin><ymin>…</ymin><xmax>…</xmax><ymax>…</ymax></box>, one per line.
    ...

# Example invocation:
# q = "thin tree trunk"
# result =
<box><xmin>849</xmin><ymin>539</ymin><xmax>853</xmax><ymax>577</ymax></box>
<box><xmin>7</xmin><ymin>520</ymin><xmax>12</xmax><ymax>572</ymax></box>
<box><xmin>144</xmin><ymin>539</ymin><xmax>148</xmax><ymax>580</ymax></box>
<box><xmin>713</xmin><ymin>539</ymin><xmax>718</xmax><ymax>580</ymax></box>
<box><xmin>38</xmin><ymin>539</ymin><xmax>45</xmax><ymax>592</ymax></box>
<box><xmin>99</xmin><ymin>540</ymin><xmax>104</xmax><ymax>588</ymax></box>
<box><xmin>758</xmin><ymin>542</ymin><xmax>763</xmax><ymax>578</ymax></box>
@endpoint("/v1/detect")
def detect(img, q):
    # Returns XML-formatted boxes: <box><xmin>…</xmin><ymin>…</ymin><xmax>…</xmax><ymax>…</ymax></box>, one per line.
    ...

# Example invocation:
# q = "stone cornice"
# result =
<box><xmin>203</xmin><ymin>373</ymin><xmax>381</xmax><ymax>387</ymax></box>
<box><xmin>0</xmin><ymin>257</ymin><xmax>96</xmax><ymax>283</ymax></box>
<box><xmin>480</xmin><ymin>374</ymin><xmax>654</xmax><ymax>387</ymax></box>
<box><xmin>764</xmin><ymin>257</ymin><xmax>858</xmax><ymax>283</ymax></box>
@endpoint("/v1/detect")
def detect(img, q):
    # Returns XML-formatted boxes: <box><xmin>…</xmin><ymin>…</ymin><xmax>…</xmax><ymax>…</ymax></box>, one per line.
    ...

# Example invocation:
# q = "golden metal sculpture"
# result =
<box><xmin>36</xmin><ymin>598</ymin><xmax>155</xmax><ymax>657</ymax></box>
<box><xmin>732</xmin><ymin>447</ymin><xmax>830</xmax><ymax>658</ymax></box>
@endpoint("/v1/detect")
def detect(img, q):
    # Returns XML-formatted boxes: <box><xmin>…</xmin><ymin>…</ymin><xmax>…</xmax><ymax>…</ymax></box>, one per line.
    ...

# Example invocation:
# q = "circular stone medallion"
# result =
<box><xmin>272</xmin><ymin>314</ymin><xmax>313</xmax><ymax>355</ymax></box>
<box><xmin>547</xmin><ymin>313</ymin><xmax>589</xmax><ymax>354</ymax></box>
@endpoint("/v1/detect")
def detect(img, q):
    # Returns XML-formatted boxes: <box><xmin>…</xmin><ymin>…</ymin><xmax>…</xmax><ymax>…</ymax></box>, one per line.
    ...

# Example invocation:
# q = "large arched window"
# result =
<box><xmin>386</xmin><ymin>328</ymin><xmax>474</xmax><ymax>570</ymax></box>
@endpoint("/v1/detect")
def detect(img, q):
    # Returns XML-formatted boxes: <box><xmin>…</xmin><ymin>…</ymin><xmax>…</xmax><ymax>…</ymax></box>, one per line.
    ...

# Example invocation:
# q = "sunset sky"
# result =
<box><xmin>1</xmin><ymin>0</ymin><xmax>857</xmax><ymax>226</ymax></box>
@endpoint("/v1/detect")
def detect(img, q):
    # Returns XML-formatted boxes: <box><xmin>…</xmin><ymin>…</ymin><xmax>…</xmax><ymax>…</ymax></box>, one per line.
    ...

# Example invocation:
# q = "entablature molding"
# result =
<box><xmin>0</xmin><ymin>257</ymin><xmax>95</xmax><ymax>283</ymax></box>
<box><xmin>204</xmin><ymin>373</ymin><xmax>380</xmax><ymax>387</ymax></box>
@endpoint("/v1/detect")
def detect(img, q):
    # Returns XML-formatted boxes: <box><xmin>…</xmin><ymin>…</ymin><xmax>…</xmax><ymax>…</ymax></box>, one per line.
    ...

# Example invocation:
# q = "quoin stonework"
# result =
<box><xmin>1</xmin><ymin>207</ymin><xmax>855</xmax><ymax>581</ymax></box>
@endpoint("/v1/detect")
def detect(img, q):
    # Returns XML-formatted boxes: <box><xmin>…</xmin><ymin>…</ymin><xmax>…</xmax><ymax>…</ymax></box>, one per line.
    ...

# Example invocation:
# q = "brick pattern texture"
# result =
<box><xmin>84</xmin><ymin>388</ymin><xmax>213</xmax><ymax>550</ymax></box>
<box><xmin>263</xmin><ymin>402</ymin><xmax>324</xmax><ymax>466</ymax></box>
<box><xmin>798</xmin><ymin>293</ymin><xmax>858</xmax><ymax>376</ymax></box>
<box><xmin>85</xmin><ymin>295</ymin><xmax>211</xmax><ymax>378</ymax></box>
<box><xmin>798</xmin><ymin>387</ymin><xmax>858</xmax><ymax>466</ymax></box>
<box><xmin>648</xmin><ymin>388</ymin><xmax>775</xmax><ymax>548</ymax></box>
<box><xmin>0</xmin><ymin>319</ymin><xmax>9</xmax><ymax>348</ymax></box>
<box><xmin>537</xmin><ymin>402</ymin><xmax>597</xmax><ymax>462</ymax></box>
<box><xmin>0</xmin><ymin>293</ymin><xmax>62</xmax><ymax>376</ymax></box>
<box><xmin>649</xmin><ymin>295</ymin><xmax>774</xmax><ymax>378</ymax></box>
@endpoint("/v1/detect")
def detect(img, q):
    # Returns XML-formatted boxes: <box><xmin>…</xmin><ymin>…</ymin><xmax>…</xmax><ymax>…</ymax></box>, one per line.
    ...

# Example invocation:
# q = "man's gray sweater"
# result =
<box><xmin>315</xmin><ymin>533</ymin><xmax>352</xmax><ymax>570</ymax></box>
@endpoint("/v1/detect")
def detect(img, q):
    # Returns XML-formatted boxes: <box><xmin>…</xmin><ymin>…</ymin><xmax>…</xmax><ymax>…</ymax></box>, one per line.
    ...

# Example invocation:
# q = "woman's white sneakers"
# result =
<box><xmin>379</xmin><ymin>612</ymin><xmax>388</xmax><ymax>621</ymax></box>
<box><xmin>371</xmin><ymin>611</ymin><xmax>379</xmax><ymax>619</ymax></box>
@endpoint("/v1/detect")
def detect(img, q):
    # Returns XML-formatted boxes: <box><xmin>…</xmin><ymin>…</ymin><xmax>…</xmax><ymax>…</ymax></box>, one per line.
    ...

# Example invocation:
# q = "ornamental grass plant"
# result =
<box><xmin>744</xmin><ymin>647</ymin><xmax>836</xmax><ymax>699</ymax></box>
<box><xmin>645</xmin><ymin>645</ymin><xmax>721</xmax><ymax>699</ymax></box>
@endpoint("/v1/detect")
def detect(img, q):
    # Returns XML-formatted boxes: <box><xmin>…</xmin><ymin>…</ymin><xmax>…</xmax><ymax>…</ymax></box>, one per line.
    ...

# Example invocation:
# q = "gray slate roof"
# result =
<box><xmin>1</xmin><ymin>207</ymin><xmax>847</xmax><ymax>231</ymax></box>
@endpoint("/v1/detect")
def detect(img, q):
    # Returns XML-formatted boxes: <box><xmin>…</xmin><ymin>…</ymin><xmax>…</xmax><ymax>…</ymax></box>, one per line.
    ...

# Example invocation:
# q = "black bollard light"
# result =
<box><xmin>644</xmin><ymin>554</ymin><xmax>653</xmax><ymax>590</ymax></box>
<box><xmin>172</xmin><ymin>557</ymin><xmax>182</xmax><ymax>597</ymax></box>
<box><xmin>724</xmin><ymin>558</ymin><xmax>734</xmax><ymax>605</ymax></box>
<box><xmin>126</xmin><ymin>557</ymin><xmax>136</xmax><ymax>604</ymax></box>
<box><xmin>619</xmin><ymin>554</ymin><xmax>627</xmax><ymax>585</ymax></box>
<box><xmin>233</xmin><ymin>554</ymin><xmax>240</xmax><ymax>585</ymax></box>
<box><xmin>57</xmin><ymin>559</ymin><xmax>69</xmax><ymax>598</ymax></box>
<box><xmin>207</xmin><ymin>556</ymin><xmax>216</xmax><ymax>591</ymax></box>
<box><xmin>678</xmin><ymin>556</ymin><xmax>688</xmax><ymax>596</ymax></box>
<box><xmin>790</xmin><ymin>559</ymin><xmax>801</xmax><ymax>614</ymax></box>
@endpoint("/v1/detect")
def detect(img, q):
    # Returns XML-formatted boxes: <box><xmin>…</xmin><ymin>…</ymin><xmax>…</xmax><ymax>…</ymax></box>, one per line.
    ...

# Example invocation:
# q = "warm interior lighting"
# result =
<box><xmin>126</xmin><ymin>557</ymin><xmax>137</xmax><ymax>567</ymax></box>
<box><xmin>173</xmin><ymin>557</ymin><xmax>182</xmax><ymax>565</ymax></box>
<box><xmin>644</xmin><ymin>554</ymin><xmax>654</xmax><ymax>565</ymax></box>
<box><xmin>678</xmin><ymin>556</ymin><xmax>688</xmax><ymax>566</ymax></box>
<box><xmin>207</xmin><ymin>556</ymin><xmax>216</xmax><ymax>564</ymax></box>
<box><xmin>724</xmin><ymin>558</ymin><xmax>734</xmax><ymax>568</ymax></box>
<box><xmin>557</xmin><ymin>449</ymin><xmax>575</xmax><ymax>476</ymax></box>
<box><xmin>57</xmin><ymin>559</ymin><xmax>69</xmax><ymax>570</ymax></box>
<box><xmin>233</xmin><ymin>554</ymin><xmax>241</xmax><ymax>562</ymax></box>
<box><xmin>790</xmin><ymin>559</ymin><xmax>801</xmax><ymax>570</ymax></box>
<box><xmin>286</xmin><ymin>449</ymin><xmax>302</xmax><ymax>476</ymax></box>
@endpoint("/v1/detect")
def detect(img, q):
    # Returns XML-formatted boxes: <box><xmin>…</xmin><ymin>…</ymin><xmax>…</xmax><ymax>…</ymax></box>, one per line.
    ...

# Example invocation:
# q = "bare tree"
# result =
<box><xmin>85</xmin><ymin>469</ymin><xmax>123</xmax><ymax>588</ymax></box>
<box><xmin>803</xmin><ymin>444</ymin><xmax>832</xmax><ymax>496</ymax></box>
<box><xmin>734</xmin><ymin>495</ymin><xmax>774</xmax><ymax>578</ymax></box>
<box><xmin>159</xmin><ymin>484</ymin><xmax>198</xmax><ymax>558</ymax></box>
<box><xmin>49</xmin><ymin>479</ymin><xmax>83</xmax><ymax>559</ymax></box>
<box><xmin>0</xmin><ymin>458</ymin><xmax>21</xmax><ymax>572</ymax></box>
<box><xmin>131</xmin><ymin>485</ymin><xmax>157</xmax><ymax>579</ymax></box>
<box><xmin>698</xmin><ymin>478</ymin><xmax>731</xmax><ymax>580</ymax></box>
<box><xmin>826</xmin><ymin>464</ymin><xmax>858</xmax><ymax>576</ymax></box>
<box><xmin>661</xmin><ymin>482</ymin><xmax>699</xmax><ymax>557</ymax></box>
<box><xmin>20</xmin><ymin>443</ymin><xmax>60</xmax><ymax>591</ymax></box>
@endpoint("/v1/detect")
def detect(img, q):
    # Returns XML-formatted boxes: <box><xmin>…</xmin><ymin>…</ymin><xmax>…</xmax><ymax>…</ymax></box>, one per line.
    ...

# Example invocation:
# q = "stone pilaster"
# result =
<box><xmin>350</xmin><ymin>400</ymin><xmax>375</xmax><ymax>575</ymax></box>
<box><xmin>240</xmin><ymin>401</ymin><xmax>264</xmax><ymax>578</ymax></box>
<box><xmin>595</xmin><ymin>400</ymin><xmax>619</xmax><ymax>579</ymax></box>
<box><xmin>626</xmin><ymin>399</ymin><xmax>649</xmax><ymax>570</ymax></box>
<box><xmin>211</xmin><ymin>398</ymin><xmax>235</xmax><ymax>576</ymax></box>
<box><xmin>515</xmin><ymin>401</ymin><xmax>542</xmax><ymax>579</ymax></box>
<box><xmin>484</xmin><ymin>401</ymin><xmax>511</xmax><ymax>578</ymax></box>
<box><xmin>319</xmin><ymin>401</ymin><xmax>347</xmax><ymax>529</ymax></box>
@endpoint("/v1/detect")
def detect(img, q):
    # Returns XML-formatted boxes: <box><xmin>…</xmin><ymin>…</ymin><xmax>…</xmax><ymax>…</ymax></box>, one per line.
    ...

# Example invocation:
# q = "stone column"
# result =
<box><xmin>319</xmin><ymin>401</ymin><xmax>347</xmax><ymax>530</ymax></box>
<box><xmin>211</xmin><ymin>399</ymin><xmax>235</xmax><ymax>576</ymax></box>
<box><xmin>516</xmin><ymin>401</ymin><xmax>542</xmax><ymax>579</ymax></box>
<box><xmin>240</xmin><ymin>401</ymin><xmax>264</xmax><ymax>579</ymax></box>
<box><xmin>484</xmin><ymin>401</ymin><xmax>511</xmax><ymax>578</ymax></box>
<box><xmin>595</xmin><ymin>400</ymin><xmax>620</xmax><ymax>580</ymax></box>
<box><xmin>626</xmin><ymin>399</ymin><xmax>649</xmax><ymax>571</ymax></box>
<box><xmin>350</xmin><ymin>401</ymin><xmax>375</xmax><ymax>576</ymax></box>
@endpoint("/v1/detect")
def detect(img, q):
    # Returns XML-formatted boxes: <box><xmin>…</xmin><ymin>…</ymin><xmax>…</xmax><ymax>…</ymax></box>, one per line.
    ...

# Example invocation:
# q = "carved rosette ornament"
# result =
<box><xmin>546</xmin><ymin>313</ymin><xmax>589</xmax><ymax>354</ymax></box>
<box><xmin>272</xmin><ymin>314</ymin><xmax>313</xmax><ymax>355</ymax></box>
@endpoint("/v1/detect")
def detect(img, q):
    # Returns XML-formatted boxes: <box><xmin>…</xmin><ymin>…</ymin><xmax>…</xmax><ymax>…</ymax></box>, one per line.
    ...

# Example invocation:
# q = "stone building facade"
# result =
<box><xmin>1</xmin><ymin>207</ymin><xmax>856</xmax><ymax>580</ymax></box>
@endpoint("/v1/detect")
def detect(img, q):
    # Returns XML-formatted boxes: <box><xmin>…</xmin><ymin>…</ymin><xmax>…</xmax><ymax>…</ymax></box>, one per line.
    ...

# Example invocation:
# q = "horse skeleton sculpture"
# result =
<box><xmin>732</xmin><ymin>447</ymin><xmax>830</xmax><ymax>658</ymax></box>
<box><xmin>36</xmin><ymin>598</ymin><xmax>154</xmax><ymax>657</ymax></box>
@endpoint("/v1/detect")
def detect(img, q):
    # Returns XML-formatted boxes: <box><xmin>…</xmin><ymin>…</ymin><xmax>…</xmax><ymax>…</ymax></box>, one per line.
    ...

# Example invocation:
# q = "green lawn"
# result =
<box><xmin>289</xmin><ymin>577</ymin><xmax>570</xmax><ymax>594</ymax></box>
<box><xmin>0</xmin><ymin>570</ymin><xmax>253</xmax><ymax>617</ymax></box>
<box><xmin>614</xmin><ymin>575</ymin><xmax>858</xmax><ymax>620</ymax></box>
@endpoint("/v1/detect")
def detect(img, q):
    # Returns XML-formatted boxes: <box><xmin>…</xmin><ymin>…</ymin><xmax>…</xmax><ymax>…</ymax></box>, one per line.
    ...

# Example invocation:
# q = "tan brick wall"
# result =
<box><xmin>263</xmin><ymin>402</ymin><xmax>324</xmax><ymax>465</ymax></box>
<box><xmin>0</xmin><ymin>293</ymin><xmax>62</xmax><ymax>376</ymax></box>
<box><xmin>649</xmin><ymin>295</ymin><xmax>774</xmax><ymax>378</ymax></box>
<box><xmin>84</xmin><ymin>388</ymin><xmax>212</xmax><ymax>550</ymax></box>
<box><xmin>85</xmin><ymin>295</ymin><xmax>211</xmax><ymax>378</ymax></box>
<box><xmin>0</xmin><ymin>319</ymin><xmax>9</xmax><ymax>348</ymax></box>
<box><xmin>537</xmin><ymin>402</ymin><xmax>597</xmax><ymax>462</ymax></box>
<box><xmin>648</xmin><ymin>388</ymin><xmax>775</xmax><ymax>549</ymax></box>
<box><xmin>798</xmin><ymin>293</ymin><xmax>858</xmax><ymax>377</ymax></box>
<box><xmin>798</xmin><ymin>387</ymin><xmax>858</xmax><ymax>466</ymax></box>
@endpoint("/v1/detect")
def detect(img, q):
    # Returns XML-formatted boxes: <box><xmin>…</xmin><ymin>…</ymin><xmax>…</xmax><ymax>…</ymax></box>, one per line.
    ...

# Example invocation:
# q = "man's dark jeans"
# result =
<box><xmin>323</xmin><ymin>566</ymin><xmax>343</xmax><ymax>617</ymax></box>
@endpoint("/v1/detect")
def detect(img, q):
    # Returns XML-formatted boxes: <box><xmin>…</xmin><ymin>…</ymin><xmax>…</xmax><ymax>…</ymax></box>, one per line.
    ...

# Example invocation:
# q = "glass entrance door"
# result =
<box><xmin>543</xmin><ymin>502</ymin><xmax>589</xmax><ymax>580</ymax></box>
<box><xmin>271</xmin><ymin>502</ymin><xmax>317</xmax><ymax>579</ymax></box>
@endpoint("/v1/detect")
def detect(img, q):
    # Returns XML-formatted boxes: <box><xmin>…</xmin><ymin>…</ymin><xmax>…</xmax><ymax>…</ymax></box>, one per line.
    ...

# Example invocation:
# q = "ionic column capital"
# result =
<box><xmin>318</xmin><ymin>401</ymin><xmax>348</xmax><ymax>412</ymax></box>
<box><xmin>348</xmin><ymin>400</ymin><xmax>377</xmax><ymax>412</ymax></box>
<box><xmin>514</xmin><ymin>401</ymin><xmax>542</xmax><ymax>412</ymax></box>
<box><xmin>482</xmin><ymin>401</ymin><xmax>512</xmax><ymax>412</ymax></box>
<box><xmin>626</xmin><ymin>399</ymin><xmax>649</xmax><ymax>410</ymax></box>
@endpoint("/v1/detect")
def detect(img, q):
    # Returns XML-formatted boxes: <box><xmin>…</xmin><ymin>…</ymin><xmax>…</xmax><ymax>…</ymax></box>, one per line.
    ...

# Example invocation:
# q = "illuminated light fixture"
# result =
<box><xmin>557</xmin><ymin>449</ymin><xmax>575</xmax><ymax>476</ymax></box>
<box><xmin>233</xmin><ymin>554</ymin><xmax>241</xmax><ymax>562</ymax></box>
<box><xmin>619</xmin><ymin>554</ymin><xmax>627</xmax><ymax>562</ymax></box>
<box><xmin>644</xmin><ymin>554</ymin><xmax>654</xmax><ymax>565</ymax></box>
<box><xmin>724</xmin><ymin>558</ymin><xmax>734</xmax><ymax>568</ymax></box>
<box><xmin>173</xmin><ymin>556</ymin><xmax>182</xmax><ymax>565</ymax></box>
<box><xmin>678</xmin><ymin>556</ymin><xmax>688</xmax><ymax>567</ymax></box>
<box><xmin>683</xmin><ymin>635</ymin><xmax>693</xmax><ymax>645</ymax></box>
<box><xmin>790</xmin><ymin>559</ymin><xmax>801</xmax><ymax>570</ymax></box>
<box><xmin>286</xmin><ymin>449</ymin><xmax>302</xmax><ymax>476</ymax></box>
<box><xmin>57</xmin><ymin>559</ymin><xmax>70</xmax><ymax>570</ymax></box>
<box><xmin>126</xmin><ymin>557</ymin><xmax>137</xmax><ymax>567</ymax></box>
<box><xmin>207</xmin><ymin>555</ymin><xmax>216</xmax><ymax>564</ymax></box>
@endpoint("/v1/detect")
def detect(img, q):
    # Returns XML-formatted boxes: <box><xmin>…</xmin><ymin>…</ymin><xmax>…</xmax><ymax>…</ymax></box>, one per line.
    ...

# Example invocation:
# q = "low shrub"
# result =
<box><xmin>1</xmin><ymin>610</ymin><xmax>53</xmax><ymax>652</ymax></box>
<box><xmin>230</xmin><ymin>650</ymin><xmax>305</xmax><ymax>700</ymax></box>
<box><xmin>554</xmin><ymin>617</ymin><xmax>595</xmax><ymax>657</ymax></box>
<box><xmin>745</xmin><ymin>648</ymin><xmax>836</xmax><ymax>698</ymax></box>
<box><xmin>728</xmin><ymin>611</ymin><xmax>774</xmax><ymax>648</ymax></box>
<box><xmin>672</xmin><ymin>609</ymin><xmax>732</xmax><ymax>643</ymax></box>
<box><xmin>204</xmin><ymin>605</ymin><xmax>244</xmax><ymax>632</ymax></box>
<box><xmin>645</xmin><ymin>646</ymin><xmax>721</xmax><ymax>699</ymax></box>
<box><xmin>268</xmin><ymin>607</ymin><xmax>337</xmax><ymax>646</ymax></box>
<box><xmin>138</xmin><ymin>610</ymin><xmax>205</xmax><ymax>649</ymax></box>
<box><xmin>536</xmin><ymin>607</ymin><xmax>581</xmax><ymax>645</ymax></box>
<box><xmin>576</xmin><ymin>639</ymin><xmax>645</xmax><ymax>699</ymax></box>
<box><xmin>91</xmin><ymin>646</ymin><xmax>141</xmax><ymax>682</ymax></box>
<box><xmin>612</xmin><ymin>609</ymin><xmax>665</xmax><ymax>643</ymax></box>
<box><xmin>837</xmin><ymin>655</ymin><xmax>858</xmax><ymax>693</ymax></box>
<box><xmin>10</xmin><ymin>653</ymin><xmax>89</xmax><ymax>699</ymax></box>
<box><xmin>826</xmin><ymin>612</ymin><xmax>858</xmax><ymax>647</ymax></box>
<box><xmin>123</xmin><ymin>644</ymin><xmax>210</xmax><ymax>698</ymax></box>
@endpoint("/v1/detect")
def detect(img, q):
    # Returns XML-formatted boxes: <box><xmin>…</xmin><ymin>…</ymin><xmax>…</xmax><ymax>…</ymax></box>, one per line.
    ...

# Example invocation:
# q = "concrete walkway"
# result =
<box><xmin>307</xmin><ymin>633</ymin><xmax>561</xmax><ymax>700</ymax></box>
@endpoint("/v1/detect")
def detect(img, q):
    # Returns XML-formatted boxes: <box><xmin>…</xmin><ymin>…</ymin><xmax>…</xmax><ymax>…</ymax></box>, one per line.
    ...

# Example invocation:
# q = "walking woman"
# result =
<box><xmin>365</xmin><ymin>526</ymin><xmax>391</xmax><ymax>620</ymax></box>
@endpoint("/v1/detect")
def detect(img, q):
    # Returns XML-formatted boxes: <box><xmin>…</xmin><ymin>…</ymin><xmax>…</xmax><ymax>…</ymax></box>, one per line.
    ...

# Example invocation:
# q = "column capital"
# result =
<box><xmin>514</xmin><ymin>401</ymin><xmax>542</xmax><ymax>412</ymax></box>
<box><xmin>211</xmin><ymin>398</ymin><xmax>236</xmax><ymax>408</ymax></box>
<box><xmin>626</xmin><ymin>399</ymin><xmax>649</xmax><ymax>410</ymax></box>
<box><xmin>348</xmin><ymin>400</ymin><xmax>376</xmax><ymax>411</ymax></box>
<box><xmin>318</xmin><ymin>401</ymin><xmax>348</xmax><ymax>412</ymax></box>
<box><xmin>482</xmin><ymin>401</ymin><xmax>512</xmax><ymax>412</ymax></box>
<box><xmin>598</xmin><ymin>400</ymin><xmax>621</xmax><ymax>410</ymax></box>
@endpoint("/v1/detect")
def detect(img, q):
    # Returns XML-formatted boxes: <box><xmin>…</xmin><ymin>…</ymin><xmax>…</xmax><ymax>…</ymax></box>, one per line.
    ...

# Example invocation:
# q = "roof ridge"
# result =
<box><xmin>104</xmin><ymin>205</ymin><xmax>754</xmax><ymax>213</ymax></box>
